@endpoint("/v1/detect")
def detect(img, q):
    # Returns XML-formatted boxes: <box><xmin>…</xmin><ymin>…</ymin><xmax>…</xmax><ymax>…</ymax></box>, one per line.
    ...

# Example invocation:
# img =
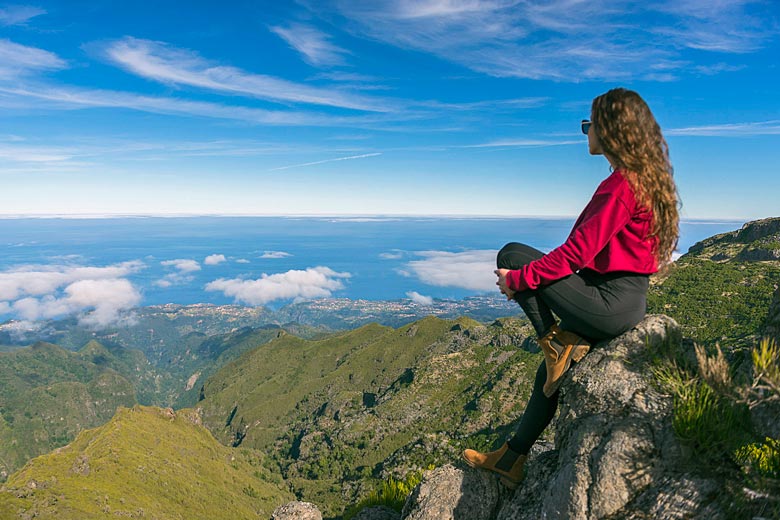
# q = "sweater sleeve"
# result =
<box><xmin>505</xmin><ymin>192</ymin><xmax>633</xmax><ymax>292</ymax></box>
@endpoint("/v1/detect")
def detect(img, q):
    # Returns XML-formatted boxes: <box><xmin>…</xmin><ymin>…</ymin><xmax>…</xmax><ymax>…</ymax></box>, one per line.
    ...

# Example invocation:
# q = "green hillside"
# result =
<box><xmin>199</xmin><ymin>315</ymin><xmax>541</xmax><ymax>516</ymax></box>
<box><xmin>0</xmin><ymin>405</ymin><xmax>293</xmax><ymax>519</ymax></box>
<box><xmin>648</xmin><ymin>217</ymin><xmax>780</xmax><ymax>346</ymax></box>
<box><xmin>0</xmin><ymin>342</ymin><xmax>136</xmax><ymax>481</ymax></box>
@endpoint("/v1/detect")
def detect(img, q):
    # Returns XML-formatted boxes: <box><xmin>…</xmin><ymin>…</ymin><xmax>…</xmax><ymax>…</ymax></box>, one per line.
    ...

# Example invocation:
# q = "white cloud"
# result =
<box><xmin>204</xmin><ymin>254</ymin><xmax>226</xmax><ymax>265</ymax></box>
<box><xmin>379</xmin><ymin>250</ymin><xmax>404</xmax><ymax>260</ymax></box>
<box><xmin>0</xmin><ymin>301</ymin><xmax>11</xmax><ymax>313</ymax></box>
<box><xmin>0</xmin><ymin>262</ymin><xmax>144</xmax><ymax>327</ymax></box>
<box><xmin>63</xmin><ymin>279</ymin><xmax>142</xmax><ymax>327</ymax></box>
<box><xmin>268</xmin><ymin>152</ymin><xmax>382</xmax><ymax>171</ymax></box>
<box><xmin>156</xmin><ymin>258</ymin><xmax>201</xmax><ymax>287</ymax></box>
<box><xmin>0</xmin><ymin>83</ymin><xmax>388</xmax><ymax>128</ymax></box>
<box><xmin>103</xmin><ymin>37</ymin><xmax>390</xmax><ymax>112</ymax></box>
<box><xmin>666</xmin><ymin>120</ymin><xmax>780</xmax><ymax>137</ymax></box>
<box><xmin>206</xmin><ymin>266</ymin><xmax>350</xmax><ymax>305</ymax></box>
<box><xmin>271</xmin><ymin>23</ymin><xmax>349</xmax><ymax>67</ymax></box>
<box><xmin>0</xmin><ymin>261</ymin><xmax>144</xmax><ymax>301</ymax></box>
<box><xmin>161</xmin><ymin>258</ymin><xmax>201</xmax><ymax>272</ymax></box>
<box><xmin>0</xmin><ymin>39</ymin><xmax>67</xmax><ymax>79</ymax></box>
<box><xmin>405</xmin><ymin>250</ymin><xmax>497</xmax><ymax>291</ymax></box>
<box><xmin>260</xmin><ymin>251</ymin><xmax>292</xmax><ymax>259</ymax></box>
<box><xmin>0</xmin><ymin>143</ymin><xmax>77</xmax><ymax>162</ymax></box>
<box><xmin>319</xmin><ymin>0</ymin><xmax>776</xmax><ymax>81</ymax></box>
<box><xmin>465</xmin><ymin>138</ymin><xmax>581</xmax><ymax>148</ymax></box>
<box><xmin>406</xmin><ymin>291</ymin><xmax>433</xmax><ymax>305</ymax></box>
<box><xmin>235</xmin><ymin>258</ymin><xmax>251</xmax><ymax>264</ymax></box>
<box><xmin>0</xmin><ymin>6</ymin><xmax>46</xmax><ymax>26</ymax></box>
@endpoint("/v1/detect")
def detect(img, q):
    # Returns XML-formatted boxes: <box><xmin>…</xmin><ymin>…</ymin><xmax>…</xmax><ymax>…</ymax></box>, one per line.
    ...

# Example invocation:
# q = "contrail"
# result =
<box><xmin>268</xmin><ymin>152</ymin><xmax>382</xmax><ymax>171</ymax></box>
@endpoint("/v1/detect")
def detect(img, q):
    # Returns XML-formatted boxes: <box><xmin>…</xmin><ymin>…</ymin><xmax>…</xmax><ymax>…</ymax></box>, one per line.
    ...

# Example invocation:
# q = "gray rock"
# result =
<box><xmin>401</xmin><ymin>464</ymin><xmax>504</xmax><ymax>520</ymax></box>
<box><xmin>402</xmin><ymin>315</ymin><xmax>729</xmax><ymax>520</ymax></box>
<box><xmin>271</xmin><ymin>501</ymin><xmax>322</xmax><ymax>520</ymax></box>
<box><xmin>352</xmin><ymin>505</ymin><xmax>402</xmax><ymax>520</ymax></box>
<box><xmin>734</xmin><ymin>217</ymin><xmax>780</xmax><ymax>243</ymax></box>
<box><xmin>496</xmin><ymin>315</ymin><xmax>726</xmax><ymax>520</ymax></box>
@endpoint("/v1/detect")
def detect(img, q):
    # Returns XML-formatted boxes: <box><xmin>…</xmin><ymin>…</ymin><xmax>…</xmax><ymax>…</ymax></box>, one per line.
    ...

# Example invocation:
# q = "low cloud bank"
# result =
<box><xmin>206</xmin><ymin>266</ymin><xmax>350</xmax><ymax>305</ymax></box>
<box><xmin>0</xmin><ymin>261</ymin><xmax>144</xmax><ymax>327</ymax></box>
<box><xmin>404</xmin><ymin>250</ymin><xmax>497</xmax><ymax>292</ymax></box>
<box><xmin>406</xmin><ymin>291</ymin><xmax>433</xmax><ymax>305</ymax></box>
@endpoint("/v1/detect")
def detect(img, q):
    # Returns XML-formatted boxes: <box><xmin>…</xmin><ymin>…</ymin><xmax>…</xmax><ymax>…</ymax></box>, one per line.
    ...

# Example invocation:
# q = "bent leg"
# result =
<box><xmin>497</xmin><ymin>243</ymin><xmax>556</xmax><ymax>337</ymax></box>
<box><xmin>497</xmin><ymin>242</ymin><xmax>647</xmax><ymax>341</ymax></box>
<box><xmin>536</xmin><ymin>271</ymin><xmax>648</xmax><ymax>341</ymax></box>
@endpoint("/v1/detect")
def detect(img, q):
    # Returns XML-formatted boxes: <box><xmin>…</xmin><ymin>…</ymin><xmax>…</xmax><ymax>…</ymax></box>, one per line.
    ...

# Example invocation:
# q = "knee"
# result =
<box><xmin>497</xmin><ymin>242</ymin><xmax>535</xmax><ymax>269</ymax></box>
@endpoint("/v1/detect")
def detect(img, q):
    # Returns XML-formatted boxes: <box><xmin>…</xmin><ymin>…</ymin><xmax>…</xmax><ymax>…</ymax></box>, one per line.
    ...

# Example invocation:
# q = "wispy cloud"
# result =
<box><xmin>0</xmin><ymin>83</ymin><xmax>385</xmax><ymax>127</ymax></box>
<box><xmin>413</xmin><ymin>97</ymin><xmax>549</xmax><ymax>111</ymax></box>
<box><xmin>465</xmin><ymin>138</ymin><xmax>581</xmax><ymax>148</ymax></box>
<box><xmin>379</xmin><ymin>250</ymin><xmax>405</xmax><ymax>260</ymax></box>
<box><xmin>667</xmin><ymin>120</ymin><xmax>780</xmax><ymax>136</ymax></box>
<box><xmin>206</xmin><ymin>266</ymin><xmax>350</xmax><ymax>305</ymax></box>
<box><xmin>271</xmin><ymin>23</ymin><xmax>350</xmax><ymax>67</ymax></box>
<box><xmin>652</xmin><ymin>0</ymin><xmax>774</xmax><ymax>53</ymax></box>
<box><xmin>0</xmin><ymin>39</ymin><xmax>66</xmax><ymax>79</ymax></box>
<box><xmin>260</xmin><ymin>251</ymin><xmax>292</xmax><ymax>259</ymax></box>
<box><xmin>103</xmin><ymin>37</ymin><xmax>391</xmax><ymax>112</ymax></box>
<box><xmin>268</xmin><ymin>152</ymin><xmax>382</xmax><ymax>171</ymax></box>
<box><xmin>0</xmin><ymin>5</ymin><xmax>46</xmax><ymax>26</ymax></box>
<box><xmin>156</xmin><ymin>258</ymin><xmax>200</xmax><ymax>287</ymax></box>
<box><xmin>0</xmin><ymin>135</ymin><xmax>368</xmax><ymax>169</ymax></box>
<box><xmin>0</xmin><ymin>142</ymin><xmax>77</xmax><ymax>162</ymax></box>
<box><xmin>318</xmin><ymin>0</ymin><xmax>777</xmax><ymax>81</ymax></box>
<box><xmin>403</xmin><ymin>249</ymin><xmax>497</xmax><ymax>291</ymax></box>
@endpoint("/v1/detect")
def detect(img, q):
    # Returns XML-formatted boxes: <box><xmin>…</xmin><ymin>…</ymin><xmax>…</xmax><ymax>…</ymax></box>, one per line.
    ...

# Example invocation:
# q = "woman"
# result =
<box><xmin>462</xmin><ymin>88</ymin><xmax>679</xmax><ymax>489</ymax></box>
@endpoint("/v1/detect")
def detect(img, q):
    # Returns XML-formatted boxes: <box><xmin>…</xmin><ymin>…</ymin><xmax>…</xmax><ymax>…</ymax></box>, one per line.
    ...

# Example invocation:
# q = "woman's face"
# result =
<box><xmin>587</xmin><ymin>120</ymin><xmax>603</xmax><ymax>156</ymax></box>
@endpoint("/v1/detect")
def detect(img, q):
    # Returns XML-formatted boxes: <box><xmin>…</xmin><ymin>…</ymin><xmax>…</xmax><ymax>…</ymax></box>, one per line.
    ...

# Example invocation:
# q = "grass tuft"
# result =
<box><xmin>342</xmin><ymin>467</ymin><xmax>431</xmax><ymax>519</ymax></box>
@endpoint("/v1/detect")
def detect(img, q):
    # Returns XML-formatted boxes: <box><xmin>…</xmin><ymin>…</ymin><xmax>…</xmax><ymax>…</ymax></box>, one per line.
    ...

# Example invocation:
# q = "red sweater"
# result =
<box><xmin>506</xmin><ymin>169</ymin><xmax>658</xmax><ymax>292</ymax></box>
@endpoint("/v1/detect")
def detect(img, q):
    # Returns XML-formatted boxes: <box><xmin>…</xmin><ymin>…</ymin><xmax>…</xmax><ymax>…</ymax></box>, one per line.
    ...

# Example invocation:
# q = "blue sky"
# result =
<box><xmin>0</xmin><ymin>1</ymin><xmax>778</xmax><ymax>219</ymax></box>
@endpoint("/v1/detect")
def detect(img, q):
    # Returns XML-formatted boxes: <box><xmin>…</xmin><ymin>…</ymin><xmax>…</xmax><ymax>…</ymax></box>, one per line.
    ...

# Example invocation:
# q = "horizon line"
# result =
<box><xmin>0</xmin><ymin>212</ymin><xmax>752</xmax><ymax>223</ymax></box>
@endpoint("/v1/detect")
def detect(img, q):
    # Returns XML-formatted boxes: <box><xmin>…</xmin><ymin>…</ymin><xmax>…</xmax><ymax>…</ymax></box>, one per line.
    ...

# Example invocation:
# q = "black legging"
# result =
<box><xmin>497</xmin><ymin>243</ymin><xmax>649</xmax><ymax>454</ymax></box>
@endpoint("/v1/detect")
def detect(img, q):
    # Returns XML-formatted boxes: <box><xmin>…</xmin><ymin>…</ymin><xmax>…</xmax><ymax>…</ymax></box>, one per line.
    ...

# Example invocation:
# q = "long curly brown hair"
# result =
<box><xmin>591</xmin><ymin>88</ymin><xmax>680</xmax><ymax>265</ymax></box>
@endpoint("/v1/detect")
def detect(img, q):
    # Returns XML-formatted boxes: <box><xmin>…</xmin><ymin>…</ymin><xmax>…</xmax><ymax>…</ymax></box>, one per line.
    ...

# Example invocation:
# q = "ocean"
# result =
<box><xmin>0</xmin><ymin>217</ymin><xmax>743</xmax><ymax>320</ymax></box>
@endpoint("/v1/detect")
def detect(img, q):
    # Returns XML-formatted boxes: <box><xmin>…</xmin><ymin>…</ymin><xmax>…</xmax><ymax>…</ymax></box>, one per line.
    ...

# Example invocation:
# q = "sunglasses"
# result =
<box><xmin>581</xmin><ymin>120</ymin><xmax>591</xmax><ymax>135</ymax></box>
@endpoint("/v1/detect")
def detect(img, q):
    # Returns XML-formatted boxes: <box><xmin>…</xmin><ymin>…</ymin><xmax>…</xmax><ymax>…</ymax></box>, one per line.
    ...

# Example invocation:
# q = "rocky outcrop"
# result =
<box><xmin>687</xmin><ymin>216</ymin><xmax>780</xmax><ymax>261</ymax></box>
<box><xmin>400</xmin><ymin>465</ymin><xmax>505</xmax><ymax>520</ymax></box>
<box><xmin>401</xmin><ymin>315</ymin><xmax>725</xmax><ymax>520</ymax></box>
<box><xmin>733</xmin><ymin>217</ymin><xmax>780</xmax><ymax>243</ymax></box>
<box><xmin>271</xmin><ymin>501</ymin><xmax>322</xmax><ymax>520</ymax></box>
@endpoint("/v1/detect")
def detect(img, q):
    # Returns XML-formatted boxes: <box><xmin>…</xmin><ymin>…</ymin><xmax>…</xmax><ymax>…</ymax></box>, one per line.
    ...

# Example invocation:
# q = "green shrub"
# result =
<box><xmin>342</xmin><ymin>468</ymin><xmax>430</xmax><ymax>519</ymax></box>
<box><xmin>735</xmin><ymin>437</ymin><xmax>780</xmax><ymax>479</ymax></box>
<box><xmin>653</xmin><ymin>362</ymin><xmax>752</xmax><ymax>463</ymax></box>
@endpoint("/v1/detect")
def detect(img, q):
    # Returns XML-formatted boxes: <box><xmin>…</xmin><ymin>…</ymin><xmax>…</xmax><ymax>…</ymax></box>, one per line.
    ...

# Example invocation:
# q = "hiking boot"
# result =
<box><xmin>462</xmin><ymin>442</ymin><xmax>527</xmax><ymax>489</ymax></box>
<box><xmin>539</xmin><ymin>324</ymin><xmax>590</xmax><ymax>397</ymax></box>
